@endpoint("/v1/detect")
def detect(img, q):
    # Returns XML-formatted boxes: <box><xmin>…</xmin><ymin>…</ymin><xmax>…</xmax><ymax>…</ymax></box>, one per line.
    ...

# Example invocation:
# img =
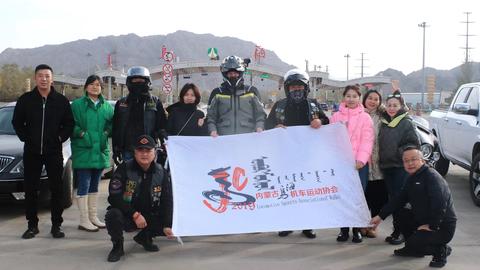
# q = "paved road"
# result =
<box><xmin>0</xmin><ymin>165</ymin><xmax>478</xmax><ymax>270</ymax></box>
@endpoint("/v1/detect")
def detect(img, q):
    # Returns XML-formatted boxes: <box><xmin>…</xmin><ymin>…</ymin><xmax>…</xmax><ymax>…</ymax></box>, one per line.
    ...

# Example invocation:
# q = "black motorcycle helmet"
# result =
<box><xmin>126</xmin><ymin>66</ymin><xmax>151</xmax><ymax>95</ymax></box>
<box><xmin>220</xmin><ymin>55</ymin><xmax>246</xmax><ymax>86</ymax></box>
<box><xmin>283</xmin><ymin>68</ymin><xmax>310</xmax><ymax>97</ymax></box>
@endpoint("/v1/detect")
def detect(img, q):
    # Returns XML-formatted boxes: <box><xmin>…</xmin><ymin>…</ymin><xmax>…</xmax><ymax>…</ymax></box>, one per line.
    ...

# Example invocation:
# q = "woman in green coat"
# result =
<box><xmin>71</xmin><ymin>75</ymin><xmax>114</xmax><ymax>232</ymax></box>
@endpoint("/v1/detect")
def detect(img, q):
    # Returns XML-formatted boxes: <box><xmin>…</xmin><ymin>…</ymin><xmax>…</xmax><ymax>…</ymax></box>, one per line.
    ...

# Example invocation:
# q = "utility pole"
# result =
<box><xmin>460</xmin><ymin>12</ymin><xmax>475</xmax><ymax>63</ymax></box>
<box><xmin>418</xmin><ymin>22</ymin><xmax>428</xmax><ymax>108</ymax></box>
<box><xmin>344</xmin><ymin>54</ymin><xmax>350</xmax><ymax>80</ymax></box>
<box><xmin>356</xmin><ymin>52</ymin><xmax>368</xmax><ymax>78</ymax></box>
<box><xmin>86</xmin><ymin>52</ymin><xmax>92</xmax><ymax>76</ymax></box>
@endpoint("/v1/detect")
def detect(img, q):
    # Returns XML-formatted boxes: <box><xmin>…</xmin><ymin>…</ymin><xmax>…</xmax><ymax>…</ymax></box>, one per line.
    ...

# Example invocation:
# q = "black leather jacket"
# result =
<box><xmin>108</xmin><ymin>159</ymin><xmax>172</xmax><ymax>227</ymax></box>
<box><xmin>112</xmin><ymin>94</ymin><xmax>167</xmax><ymax>153</ymax></box>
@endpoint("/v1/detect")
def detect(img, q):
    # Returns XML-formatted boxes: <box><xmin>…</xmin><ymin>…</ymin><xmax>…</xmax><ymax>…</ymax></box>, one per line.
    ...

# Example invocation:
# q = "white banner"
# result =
<box><xmin>167</xmin><ymin>124</ymin><xmax>370</xmax><ymax>236</ymax></box>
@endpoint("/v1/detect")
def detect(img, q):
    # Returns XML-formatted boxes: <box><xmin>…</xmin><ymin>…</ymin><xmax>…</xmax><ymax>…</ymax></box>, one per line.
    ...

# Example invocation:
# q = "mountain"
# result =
<box><xmin>376</xmin><ymin>62</ymin><xmax>480</xmax><ymax>92</ymax></box>
<box><xmin>1</xmin><ymin>30</ymin><xmax>479</xmax><ymax>94</ymax></box>
<box><xmin>0</xmin><ymin>30</ymin><xmax>293</xmax><ymax>77</ymax></box>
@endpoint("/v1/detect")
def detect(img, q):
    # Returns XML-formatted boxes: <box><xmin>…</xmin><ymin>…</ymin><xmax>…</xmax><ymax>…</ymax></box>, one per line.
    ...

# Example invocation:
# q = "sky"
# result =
<box><xmin>1</xmin><ymin>0</ymin><xmax>479</xmax><ymax>80</ymax></box>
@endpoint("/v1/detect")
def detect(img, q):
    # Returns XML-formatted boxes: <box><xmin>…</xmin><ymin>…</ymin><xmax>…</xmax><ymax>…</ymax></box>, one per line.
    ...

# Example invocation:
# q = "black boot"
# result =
<box><xmin>352</xmin><ymin>228</ymin><xmax>363</xmax><ymax>243</ymax></box>
<box><xmin>386</xmin><ymin>232</ymin><xmax>404</xmax><ymax>245</ymax></box>
<box><xmin>278</xmin><ymin>231</ymin><xmax>293</xmax><ymax>237</ymax></box>
<box><xmin>336</xmin><ymin>227</ymin><xmax>349</xmax><ymax>242</ymax></box>
<box><xmin>302</xmin><ymin>230</ymin><xmax>316</xmax><ymax>239</ymax></box>
<box><xmin>134</xmin><ymin>230</ymin><xmax>159</xmax><ymax>252</ymax></box>
<box><xmin>107</xmin><ymin>240</ymin><xmax>124</xmax><ymax>262</ymax></box>
<box><xmin>22</xmin><ymin>227</ymin><xmax>39</xmax><ymax>239</ymax></box>
<box><xmin>50</xmin><ymin>225</ymin><xmax>65</xmax><ymax>238</ymax></box>
<box><xmin>429</xmin><ymin>245</ymin><xmax>451</xmax><ymax>268</ymax></box>
<box><xmin>385</xmin><ymin>227</ymin><xmax>405</xmax><ymax>245</ymax></box>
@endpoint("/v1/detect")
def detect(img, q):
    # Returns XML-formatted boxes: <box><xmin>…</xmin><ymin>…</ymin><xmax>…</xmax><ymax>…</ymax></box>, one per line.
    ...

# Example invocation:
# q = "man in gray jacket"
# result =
<box><xmin>207</xmin><ymin>55</ymin><xmax>265</xmax><ymax>136</ymax></box>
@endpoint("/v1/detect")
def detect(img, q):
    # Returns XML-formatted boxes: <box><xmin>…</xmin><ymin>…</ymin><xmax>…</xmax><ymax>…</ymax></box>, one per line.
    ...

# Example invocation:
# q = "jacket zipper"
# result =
<box><xmin>40</xmin><ymin>97</ymin><xmax>46</xmax><ymax>155</ymax></box>
<box><xmin>233</xmin><ymin>89</ymin><xmax>237</xmax><ymax>134</ymax></box>
<box><xmin>143</xmin><ymin>100</ymin><xmax>147</xmax><ymax>134</ymax></box>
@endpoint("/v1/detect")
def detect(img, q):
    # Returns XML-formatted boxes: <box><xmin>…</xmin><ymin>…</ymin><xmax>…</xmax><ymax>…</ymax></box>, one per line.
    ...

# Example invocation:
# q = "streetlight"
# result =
<box><xmin>86</xmin><ymin>52</ymin><xmax>92</xmax><ymax>76</ymax></box>
<box><xmin>344</xmin><ymin>54</ymin><xmax>350</xmax><ymax>80</ymax></box>
<box><xmin>418</xmin><ymin>22</ymin><xmax>428</xmax><ymax>108</ymax></box>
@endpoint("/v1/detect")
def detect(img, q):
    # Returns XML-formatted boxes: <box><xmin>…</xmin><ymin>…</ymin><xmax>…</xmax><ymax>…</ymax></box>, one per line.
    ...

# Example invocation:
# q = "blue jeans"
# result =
<box><xmin>358</xmin><ymin>164</ymin><xmax>369</xmax><ymax>192</ymax></box>
<box><xmin>76</xmin><ymin>168</ymin><xmax>103</xmax><ymax>196</ymax></box>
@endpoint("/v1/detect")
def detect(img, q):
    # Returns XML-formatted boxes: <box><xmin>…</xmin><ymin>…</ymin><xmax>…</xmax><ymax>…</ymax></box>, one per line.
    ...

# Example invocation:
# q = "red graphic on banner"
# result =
<box><xmin>202</xmin><ymin>166</ymin><xmax>256</xmax><ymax>214</ymax></box>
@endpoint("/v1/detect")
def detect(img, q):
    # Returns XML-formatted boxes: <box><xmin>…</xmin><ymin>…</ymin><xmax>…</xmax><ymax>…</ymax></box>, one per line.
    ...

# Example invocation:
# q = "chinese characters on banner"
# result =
<box><xmin>167</xmin><ymin>124</ymin><xmax>371</xmax><ymax>236</ymax></box>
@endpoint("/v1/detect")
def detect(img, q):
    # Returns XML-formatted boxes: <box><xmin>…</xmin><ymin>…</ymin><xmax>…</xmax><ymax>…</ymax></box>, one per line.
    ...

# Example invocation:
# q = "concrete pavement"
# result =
<box><xmin>0</xmin><ymin>165</ymin><xmax>478</xmax><ymax>270</ymax></box>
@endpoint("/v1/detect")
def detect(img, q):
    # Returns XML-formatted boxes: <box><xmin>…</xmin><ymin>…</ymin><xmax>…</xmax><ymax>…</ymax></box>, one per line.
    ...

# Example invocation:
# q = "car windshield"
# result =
<box><xmin>0</xmin><ymin>106</ymin><xmax>16</xmax><ymax>135</ymax></box>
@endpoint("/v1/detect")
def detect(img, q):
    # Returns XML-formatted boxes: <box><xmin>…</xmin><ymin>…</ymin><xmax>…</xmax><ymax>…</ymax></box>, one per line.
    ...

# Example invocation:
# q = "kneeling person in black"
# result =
<box><xmin>105</xmin><ymin>135</ymin><xmax>174</xmax><ymax>262</ymax></box>
<box><xmin>370</xmin><ymin>147</ymin><xmax>456</xmax><ymax>268</ymax></box>
<box><xmin>265</xmin><ymin>69</ymin><xmax>329</xmax><ymax>239</ymax></box>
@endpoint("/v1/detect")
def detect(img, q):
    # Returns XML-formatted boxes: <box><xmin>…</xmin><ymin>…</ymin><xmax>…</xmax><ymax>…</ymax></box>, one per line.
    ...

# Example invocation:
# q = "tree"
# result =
<box><xmin>0</xmin><ymin>64</ymin><xmax>34</xmax><ymax>101</ymax></box>
<box><xmin>456</xmin><ymin>62</ymin><xmax>474</xmax><ymax>89</ymax></box>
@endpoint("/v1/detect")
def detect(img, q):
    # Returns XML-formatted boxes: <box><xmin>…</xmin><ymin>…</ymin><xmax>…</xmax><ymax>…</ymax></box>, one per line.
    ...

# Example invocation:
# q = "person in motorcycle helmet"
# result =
<box><xmin>207</xmin><ymin>55</ymin><xmax>265</xmax><ymax>136</ymax></box>
<box><xmin>112</xmin><ymin>66</ymin><xmax>167</xmax><ymax>165</ymax></box>
<box><xmin>126</xmin><ymin>66</ymin><xmax>152</xmax><ymax>95</ymax></box>
<box><xmin>265</xmin><ymin>68</ymin><xmax>328</xmax><ymax>129</ymax></box>
<box><xmin>207</xmin><ymin>55</ymin><xmax>260</xmax><ymax>104</ymax></box>
<box><xmin>265</xmin><ymin>68</ymin><xmax>329</xmax><ymax>239</ymax></box>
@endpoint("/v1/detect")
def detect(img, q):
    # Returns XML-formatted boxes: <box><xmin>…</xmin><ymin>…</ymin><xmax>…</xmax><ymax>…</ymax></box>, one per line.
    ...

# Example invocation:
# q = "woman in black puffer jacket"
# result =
<box><xmin>378</xmin><ymin>90</ymin><xmax>420</xmax><ymax>245</ymax></box>
<box><xmin>166</xmin><ymin>83</ymin><xmax>207</xmax><ymax>136</ymax></box>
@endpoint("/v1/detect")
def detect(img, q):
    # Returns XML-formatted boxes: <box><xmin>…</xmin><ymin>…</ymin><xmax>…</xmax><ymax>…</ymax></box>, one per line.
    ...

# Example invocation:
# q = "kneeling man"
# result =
<box><xmin>370</xmin><ymin>146</ymin><xmax>456</xmax><ymax>268</ymax></box>
<box><xmin>105</xmin><ymin>135</ymin><xmax>174</xmax><ymax>262</ymax></box>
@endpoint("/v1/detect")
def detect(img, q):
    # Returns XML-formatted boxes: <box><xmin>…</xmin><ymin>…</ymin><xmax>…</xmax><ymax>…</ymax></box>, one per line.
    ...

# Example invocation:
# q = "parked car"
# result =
<box><xmin>0</xmin><ymin>102</ymin><xmax>74</xmax><ymax>207</ymax></box>
<box><xmin>411</xmin><ymin>115</ymin><xmax>440</xmax><ymax>169</ymax></box>
<box><xmin>429</xmin><ymin>82</ymin><xmax>480</xmax><ymax>206</ymax></box>
<box><xmin>319</xmin><ymin>103</ymin><xmax>329</xmax><ymax>111</ymax></box>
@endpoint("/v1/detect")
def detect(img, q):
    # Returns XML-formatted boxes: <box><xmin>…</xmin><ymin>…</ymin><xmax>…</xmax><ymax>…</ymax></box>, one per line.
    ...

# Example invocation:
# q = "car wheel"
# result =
<box><xmin>434</xmin><ymin>151</ymin><xmax>450</xmax><ymax>176</ymax></box>
<box><xmin>62</xmin><ymin>159</ymin><xmax>74</xmax><ymax>208</ymax></box>
<box><xmin>469</xmin><ymin>153</ymin><xmax>480</xmax><ymax>207</ymax></box>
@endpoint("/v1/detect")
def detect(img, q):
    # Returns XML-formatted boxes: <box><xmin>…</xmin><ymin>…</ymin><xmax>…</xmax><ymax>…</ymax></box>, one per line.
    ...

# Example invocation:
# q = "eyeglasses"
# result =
<box><xmin>388</xmin><ymin>94</ymin><xmax>402</xmax><ymax>98</ymax></box>
<box><xmin>403</xmin><ymin>157</ymin><xmax>421</xmax><ymax>164</ymax></box>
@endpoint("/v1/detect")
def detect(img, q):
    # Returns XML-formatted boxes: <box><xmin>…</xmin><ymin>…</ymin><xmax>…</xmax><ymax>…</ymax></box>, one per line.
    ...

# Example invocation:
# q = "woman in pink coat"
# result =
<box><xmin>330</xmin><ymin>85</ymin><xmax>374</xmax><ymax>243</ymax></box>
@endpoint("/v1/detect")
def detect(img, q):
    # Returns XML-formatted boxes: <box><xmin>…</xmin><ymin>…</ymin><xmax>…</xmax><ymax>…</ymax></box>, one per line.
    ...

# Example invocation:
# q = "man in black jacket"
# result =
<box><xmin>105</xmin><ymin>135</ymin><xmax>174</xmax><ymax>262</ymax></box>
<box><xmin>112</xmin><ymin>66</ymin><xmax>167</xmax><ymax>165</ymax></box>
<box><xmin>12</xmin><ymin>64</ymin><xmax>74</xmax><ymax>239</ymax></box>
<box><xmin>371</xmin><ymin>147</ymin><xmax>457</xmax><ymax>268</ymax></box>
<box><xmin>265</xmin><ymin>68</ymin><xmax>329</xmax><ymax>239</ymax></box>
